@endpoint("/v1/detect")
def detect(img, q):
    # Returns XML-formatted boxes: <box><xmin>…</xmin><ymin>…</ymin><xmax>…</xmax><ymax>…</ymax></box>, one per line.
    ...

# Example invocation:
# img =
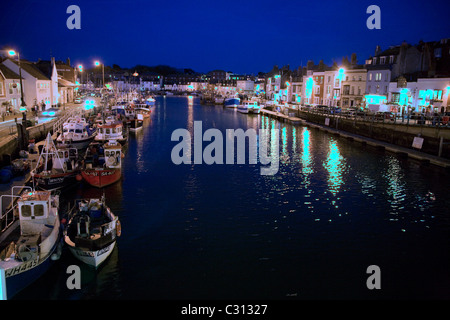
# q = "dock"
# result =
<box><xmin>260</xmin><ymin>109</ymin><xmax>304</xmax><ymax>125</ymax></box>
<box><xmin>260</xmin><ymin>108</ymin><xmax>450</xmax><ymax>169</ymax></box>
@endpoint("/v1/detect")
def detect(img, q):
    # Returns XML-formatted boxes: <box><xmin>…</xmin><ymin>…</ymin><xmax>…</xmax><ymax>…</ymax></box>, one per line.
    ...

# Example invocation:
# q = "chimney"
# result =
<box><xmin>375</xmin><ymin>45</ymin><xmax>381</xmax><ymax>56</ymax></box>
<box><xmin>351</xmin><ymin>53</ymin><xmax>357</xmax><ymax>65</ymax></box>
<box><xmin>66</xmin><ymin>57</ymin><xmax>71</xmax><ymax>66</ymax></box>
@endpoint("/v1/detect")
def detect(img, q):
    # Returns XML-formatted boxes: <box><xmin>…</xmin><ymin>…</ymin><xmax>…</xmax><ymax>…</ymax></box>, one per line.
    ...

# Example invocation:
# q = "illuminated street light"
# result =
<box><xmin>94</xmin><ymin>60</ymin><xmax>105</xmax><ymax>88</ymax></box>
<box><xmin>7</xmin><ymin>50</ymin><xmax>27</xmax><ymax>123</ymax></box>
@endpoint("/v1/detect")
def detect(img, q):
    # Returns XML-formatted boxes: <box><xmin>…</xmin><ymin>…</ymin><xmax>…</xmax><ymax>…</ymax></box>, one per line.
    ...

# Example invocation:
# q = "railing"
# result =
<box><xmin>0</xmin><ymin>186</ymin><xmax>32</xmax><ymax>233</ymax></box>
<box><xmin>52</xmin><ymin>108</ymin><xmax>81</xmax><ymax>135</ymax></box>
<box><xmin>295</xmin><ymin>106</ymin><xmax>450</xmax><ymax>128</ymax></box>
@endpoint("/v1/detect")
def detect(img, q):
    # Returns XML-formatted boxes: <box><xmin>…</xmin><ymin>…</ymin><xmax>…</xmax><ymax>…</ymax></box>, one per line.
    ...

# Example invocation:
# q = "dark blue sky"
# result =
<box><xmin>1</xmin><ymin>0</ymin><xmax>449</xmax><ymax>74</ymax></box>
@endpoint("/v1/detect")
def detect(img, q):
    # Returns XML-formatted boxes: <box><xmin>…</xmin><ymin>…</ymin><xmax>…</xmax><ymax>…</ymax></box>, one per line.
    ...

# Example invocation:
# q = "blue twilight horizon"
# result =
<box><xmin>0</xmin><ymin>0</ymin><xmax>449</xmax><ymax>74</ymax></box>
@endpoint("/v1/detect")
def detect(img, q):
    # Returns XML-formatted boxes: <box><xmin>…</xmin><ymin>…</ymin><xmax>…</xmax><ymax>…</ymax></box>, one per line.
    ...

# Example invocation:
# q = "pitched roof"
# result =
<box><xmin>0</xmin><ymin>64</ymin><xmax>21</xmax><ymax>79</ymax></box>
<box><xmin>8</xmin><ymin>58</ymin><xmax>50</xmax><ymax>80</ymax></box>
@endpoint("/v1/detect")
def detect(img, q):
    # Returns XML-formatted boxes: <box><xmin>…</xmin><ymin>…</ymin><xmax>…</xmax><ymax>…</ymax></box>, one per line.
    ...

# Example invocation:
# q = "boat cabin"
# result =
<box><xmin>18</xmin><ymin>191</ymin><xmax>55</xmax><ymax>235</ymax></box>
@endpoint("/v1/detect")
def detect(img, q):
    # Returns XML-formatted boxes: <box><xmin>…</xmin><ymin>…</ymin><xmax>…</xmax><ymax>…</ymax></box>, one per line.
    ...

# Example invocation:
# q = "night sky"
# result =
<box><xmin>1</xmin><ymin>0</ymin><xmax>449</xmax><ymax>74</ymax></box>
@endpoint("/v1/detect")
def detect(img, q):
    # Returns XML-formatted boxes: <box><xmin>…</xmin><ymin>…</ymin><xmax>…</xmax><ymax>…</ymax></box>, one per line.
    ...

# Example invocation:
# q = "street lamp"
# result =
<box><xmin>94</xmin><ymin>60</ymin><xmax>104</xmax><ymax>89</ymax></box>
<box><xmin>77</xmin><ymin>65</ymin><xmax>83</xmax><ymax>91</ymax></box>
<box><xmin>7</xmin><ymin>50</ymin><xmax>26</xmax><ymax>111</ymax></box>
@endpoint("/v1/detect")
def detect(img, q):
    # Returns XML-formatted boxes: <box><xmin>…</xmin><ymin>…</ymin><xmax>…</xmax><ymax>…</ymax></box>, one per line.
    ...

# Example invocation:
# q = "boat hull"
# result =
<box><xmin>237</xmin><ymin>107</ymin><xmax>249</xmax><ymax>114</ymax></box>
<box><xmin>2</xmin><ymin>224</ymin><xmax>62</xmax><ymax>299</ymax></box>
<box><xmin>56</xmin><ymin>135</ymin><xmax>95</xmax><ymax>150</ymax></box>
<box><xmin>67</xmin><ymin>241</ymin><xmax>115</xmax><ymax>268</ymax></box>
<box><xmin>81</xmin><ymin>168</ymin><xmax>121</xmax><ymax>188</ymax></box>
<box><xmin>32</xmin><ymin>171</ymin><xmax>79</xmax><ymax>191</ymax></box>
<box><xmin>224</xmin><ymin>98</ymin><xmax>240</xmax><ymax>108</ymax></box>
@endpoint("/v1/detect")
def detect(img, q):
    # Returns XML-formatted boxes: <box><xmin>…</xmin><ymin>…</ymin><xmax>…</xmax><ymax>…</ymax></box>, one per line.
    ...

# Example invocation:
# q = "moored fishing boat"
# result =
<box><xmin>127</xmin><ymin>113</ymin><xmax>144</xmax><ymax>133</ymax></box>
<box><xmin>94</xmin><ymin>118</ymin><xmax>128</xmax><ymax>145</ymax></box>
<box><xmin>0</xmin><ymin>187</ymin><xmax>62</xmax><ymax>299</ymax></box>
<box><xmin>134</xmin><ymin>103</ymin><xmax>151</xmax><ymax>118</ymax></box>
<box><xmin>64</xmin><ymin>196</ymin><xmax>121</xmax><ymax>268</ymax></box>
<box><xmin>56</xmin><ymin>116</ymin><xmax>96</xmax><ymax>150</ymax></box>
<box><xmin>237</xmin><ymin>100</ymin><xmax>261</xmax><ymax>114</ymax></box>
<box><xmin>80</xmin><ymin>140</ymin><xmax>123</xmax><ymax>188</ymax></box>
<box><xmin>224</xmin><ymin>97</ymin><xmax>240</xmax><ymax>108</ymax></box>
<box><xmin>31</xmin><ymin>133</ymin><xmax>81</xmax><ymax>191</ymax></box>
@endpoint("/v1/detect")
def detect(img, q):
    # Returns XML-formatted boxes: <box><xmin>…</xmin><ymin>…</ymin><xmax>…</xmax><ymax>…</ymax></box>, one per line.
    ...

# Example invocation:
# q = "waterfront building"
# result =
<box><xmin>323</xmin><ymin>66</ymin><xmax>345</xmax><ymax>107</ymax></box>
<box><xmin>35</xmin><ymin>58</ymin><xmax>77</xmax><ymax>106</ymax></box>
<box><xmin>2</xmin><ymin>58</ymin><xmax>55</xmax><ymax>110</ymax></box>
<box><xmin>388</xmin><ymin>77</ymin><xmax>450</xmax><ymax>114</ymax></box>
<box><xmin>236</xmin><ymin>80</ymin><xmax>254</xmax><ymax>95</ymax></box>
<box><xmin>0</xmin><ymin>64</ymin><xmax>23</xmax><ymax>113</ymax></box>
<box><xmin>264</xmin><ymin>65</ymin><xmax>292</xmax><ymax>104</ymax></box>
<box><xmin>340</xmin><ymin>64</ymin><xmax>367</xmax><ymax>109</ymax></box>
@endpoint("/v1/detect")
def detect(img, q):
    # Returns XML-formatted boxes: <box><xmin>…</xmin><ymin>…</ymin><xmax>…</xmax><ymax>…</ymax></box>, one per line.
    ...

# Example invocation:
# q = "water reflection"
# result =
<box><xmin>323</xmin><ymin>140</ymin><xmax>345</xmax><ymax>196</ymax></box>
<box><xmin>301</xmin><ymin>127</ymin><xmax>313</xmax><ymax>188</ymax></box>
<box><xmin>383</xmin><ymin>156</ymin><xmax>407</xmax><ymax>219</ymax></box>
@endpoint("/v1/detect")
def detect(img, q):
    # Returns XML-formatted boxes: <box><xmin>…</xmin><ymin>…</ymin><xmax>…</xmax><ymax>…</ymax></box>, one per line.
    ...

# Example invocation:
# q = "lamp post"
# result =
<box><xmin>78</xmin><ymin>64</ymin><xmax>83</xmax><ymax>91</ymax></box>
<box><xmin>94</xmin><ymin>60</ymin><xmax>104</xmax><ymax>89</ymax></box>
<box><xmin>8</xmin><ymin>50</ymin><xmax>27</xmax><ymax>126</ymax></box>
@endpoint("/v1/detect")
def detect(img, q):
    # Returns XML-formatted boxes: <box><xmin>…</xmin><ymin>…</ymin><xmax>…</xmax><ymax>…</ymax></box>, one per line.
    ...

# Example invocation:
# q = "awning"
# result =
<box><xmin>58</xmin><ymin>78</ymin><xmax>77</xmax><ymax>88</ymax></box>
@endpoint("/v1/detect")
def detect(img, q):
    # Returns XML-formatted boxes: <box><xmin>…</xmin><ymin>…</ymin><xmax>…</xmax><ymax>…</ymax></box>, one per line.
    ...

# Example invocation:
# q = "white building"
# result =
<box><xmin>0</xmin><ymin>64</ymin><xmax>23</xmax><ymax>113</ymax></box>
<box><xmin>389</xmin><ymin>77</ymin><xmax>450</xmax><ymax>114</ymax></box>
<box><xmin>2</xmin><ymin>58</ymin><xmax>56</xmax><ymax>110</ymax></box>
<box><xmin>236</xmin><ymin>80</ymin><xmax>254</xmax><ymax>95</ymax></box>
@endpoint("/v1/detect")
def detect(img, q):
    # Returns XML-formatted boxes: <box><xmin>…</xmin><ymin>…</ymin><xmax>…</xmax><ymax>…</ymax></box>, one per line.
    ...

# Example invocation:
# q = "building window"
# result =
<box><xmin>369</xmin><ymin>73</ymin><xmax>372</xmax><ymax>81</ymax></box>
<box><xmin>389</xmin><ymin>56</ymin><xmax>394</xmax><ymax>64</ymax></box>
<box><xmin>0</xmin><ymin>82</ymin><xmax>4</xmax><ymax>96</ymax></box>
<box><xmin>391</xmin><ymin>93</ymin><xmax>400</xmax><ymax>103</ymax></box>
<box><xmin>334</xmin><ymin>78</ymin><xmax>340</xmax><ymax>87</ymax></box>
<box><xmin>358</xmin><ymin>87</ymin><xmax>361</xmax><ymax>95</ymax></box>
<box><xmin>351</xmin><ymin>86</ymin><xmax>354</xmax><ymax>95</ymax></box>
<box><xmin>343</xmin><ymin>85</ymin><xmax>350</xmax><ymax>95</ymax></box>
<box><xmin>314</xmin><ymin>86</ymin><xmax>320</xmax><ymax>95</ymax></box>
<box><xmin>380</xmin><ymin>57</ymin><xmax>386</xmax><ymax>64</ymax></box>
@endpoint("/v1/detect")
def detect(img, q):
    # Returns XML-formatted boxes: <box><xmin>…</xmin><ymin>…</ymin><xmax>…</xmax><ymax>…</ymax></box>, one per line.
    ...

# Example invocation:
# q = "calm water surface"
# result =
<box><xmin>15</xmin><ymin>96</ymin><xmax>450</xmax><ymax>299</ymax></box>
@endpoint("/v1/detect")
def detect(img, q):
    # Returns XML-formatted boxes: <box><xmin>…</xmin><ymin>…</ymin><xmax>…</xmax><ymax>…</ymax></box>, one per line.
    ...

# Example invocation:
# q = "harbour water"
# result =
<box><xmin>13</xmin><ymin>96</ymin><xmax>450</xmax><ymax>299</ymax></box>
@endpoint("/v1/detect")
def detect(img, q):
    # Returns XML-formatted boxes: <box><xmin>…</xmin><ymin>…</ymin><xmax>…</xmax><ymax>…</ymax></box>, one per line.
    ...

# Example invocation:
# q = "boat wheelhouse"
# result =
<box><xmin>0</xmin><ymin>188</ymin><xmax>62</xmax><ymax>298</ymax></box>
<box><xmin>94</xmin><ymin>120</ymin><xmax>127</xmax><ymax>145</ymax></box>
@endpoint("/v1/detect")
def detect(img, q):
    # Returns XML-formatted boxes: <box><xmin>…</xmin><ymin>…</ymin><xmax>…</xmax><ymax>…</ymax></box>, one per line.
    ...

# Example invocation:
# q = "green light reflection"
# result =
<box><xmin>323</xmin><ymin>140</ymin><xmax>344</xmax><ymax>196</ymax></box>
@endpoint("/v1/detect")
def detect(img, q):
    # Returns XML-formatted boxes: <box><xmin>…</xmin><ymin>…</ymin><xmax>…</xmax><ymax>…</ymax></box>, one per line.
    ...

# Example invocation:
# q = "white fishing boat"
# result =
<box><xmin>64</xmin><ymin>196</ymin><xmax>121</xmax><ymax>268</ymax></box>
<box><xmin>237</xmin><ymin>100</ymin><xmax>261</xmax><ymax>114</ymax></box>
<box><xmin>0</xmin><ymin>187</ymin><xmax>62</xmax><ymax>299</ymax></box>
<box><xmin>56</xmin><ymin>117</ymin><xmax>96</xmax><ymax>150</ymax></box>
<box><xmin>56</xmin><ymin>116</ymin><xmax>96</xmax><ymax>150</ymax></box>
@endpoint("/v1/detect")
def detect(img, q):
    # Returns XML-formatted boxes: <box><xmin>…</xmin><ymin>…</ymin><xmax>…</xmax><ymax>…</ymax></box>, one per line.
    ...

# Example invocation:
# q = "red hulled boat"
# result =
<box><xmin>80</xmin><ymin>140</ymin><xmax>123</xmax><ymax>188</ymax></box>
